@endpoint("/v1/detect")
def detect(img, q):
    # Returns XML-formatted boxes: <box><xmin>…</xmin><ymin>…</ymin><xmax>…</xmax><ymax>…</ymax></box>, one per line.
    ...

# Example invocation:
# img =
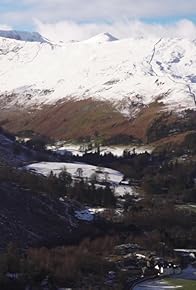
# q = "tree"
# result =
<box><xmin>47</xmin><ymin>171</ymin><xmax>60</xmax><ymax>196</ymax></box>
<box><xmin>90</xmin><ymin>172</ymin><xmax>98</xmax><ymax>185</ymax></box>
<box><xmin>58</xmin><ymin>167</ymin><xmax>72</xmax><ymax>189</ymax></box>
<box><xmin>104</xmin><ymin>171</ymin><xmax>110</xmax><ymax>184</ymax></box>
<box><xmin>75</xmin><ymin>168</ymin><xmax>83</xmax><ymax>179</ymax></box>
<box><xmin>26</xmin><ymin>136</ymin><xmax>48</xmax><ymax>151</ymax></box>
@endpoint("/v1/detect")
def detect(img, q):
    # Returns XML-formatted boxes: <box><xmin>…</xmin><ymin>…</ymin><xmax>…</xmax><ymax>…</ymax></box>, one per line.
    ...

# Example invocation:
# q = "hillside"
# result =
<box><xmin>0</xmin><ymin>181</ymin><xmax>84</xmax><ymax>249</ymax></box>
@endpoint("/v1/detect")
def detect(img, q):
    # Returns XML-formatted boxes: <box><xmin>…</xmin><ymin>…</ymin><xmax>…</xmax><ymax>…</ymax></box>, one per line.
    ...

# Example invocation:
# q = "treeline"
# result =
<box><xmin>75</xmin><ymin>150</ymin><xmax>196</xmax><ymax>202</ymax></box>
<box><xmin>74</xmin><ymin>150</ymin><xmax>156</xmax><ymax>180</ymax></box>
<box><xmin>0</xmin><ymin>164</ymin><xmax>116</xmax><ymax>207</ymax></box>
<box><xmin>142</xmin><ymin>160</ymin><xmax>196</xmax><ymax>202</ymax></box>
<box><xmin>68</xmin><ymin>179</ymin><xmax>116</xmax><ymax>207</ymax></box>
<box><xmin>146</xmin><ymin>110</ymin><xmax>196</xmax><ymax>143</ymax></box>
<box><xmin>123</xmin><ymin>200</ymin><xmax>196</xmax><ymax>250</ymax></box>
<box><xmin>0</xmin><ymin>165</ymin><xmax>56</xmax><ymax>195</ymax></box>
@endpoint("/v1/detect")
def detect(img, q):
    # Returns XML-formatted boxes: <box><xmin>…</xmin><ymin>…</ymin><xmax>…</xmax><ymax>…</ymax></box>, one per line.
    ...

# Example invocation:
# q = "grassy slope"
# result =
<box><xmin>0</xmin><ymin>99</ymin><xmax>136</xmax><ymax>140</ymax></box>
<box><xmin>0</xmin><ymin>100</ymin><xmax>163</xmax><ymax>141</ymax></box>
<box><xmin>0</xmin><ymin>99</ymin><xmax>195</xmax><ymax>151</ymax></box>
<box><xmin>128</xmin><ymin>102</ymin><xmax>164</xmax><ymax>141</ymax></box>
<box><xmin>166</xmin><ymin>279</ymin><xmax>196</xmax><ymax>290</ymax></box>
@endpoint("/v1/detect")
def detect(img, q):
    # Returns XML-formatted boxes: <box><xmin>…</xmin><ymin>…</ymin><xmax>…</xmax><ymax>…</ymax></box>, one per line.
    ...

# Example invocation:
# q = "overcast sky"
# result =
<box><xmin>0</xmin><ymin>0</ymin><xmax>196</xmax><ymax>41</ymax></box>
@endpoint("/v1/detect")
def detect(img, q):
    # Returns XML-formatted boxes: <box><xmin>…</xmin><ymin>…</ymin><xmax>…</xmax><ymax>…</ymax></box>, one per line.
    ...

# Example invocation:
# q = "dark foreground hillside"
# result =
<box><xmin>0</xmin><ymin>182</ymin><xmax>84</xmax><ymax>249</ymax></box>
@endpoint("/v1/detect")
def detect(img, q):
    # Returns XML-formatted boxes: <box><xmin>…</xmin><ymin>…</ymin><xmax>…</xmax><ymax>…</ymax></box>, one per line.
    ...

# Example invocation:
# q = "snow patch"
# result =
<box><xmin>74</xmin><ymin>209</ymin><xmax>94</xmax><ymax>221</ymax></box>
<box><xmin>26</xmin><ymin>162</ymin><xmax>123</xmax><ymax>184</ymax></box>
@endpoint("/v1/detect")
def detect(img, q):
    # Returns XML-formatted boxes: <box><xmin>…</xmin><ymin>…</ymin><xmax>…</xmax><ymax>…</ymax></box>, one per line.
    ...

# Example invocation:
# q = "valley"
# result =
<box><xmin>0</xmin><ymin>30</ymin><xmax>195</xmax><ymax>289</ymax></box>
<box><xmin>0</xmin><ymin>126</ymin><xmax>196</xmax><ymax>288</ymax></box>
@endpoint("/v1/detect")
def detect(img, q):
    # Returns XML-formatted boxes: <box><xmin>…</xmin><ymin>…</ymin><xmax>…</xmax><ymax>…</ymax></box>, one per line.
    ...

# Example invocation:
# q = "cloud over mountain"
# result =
<box><xmin>36</xmin><ymin>19</ymin><xmax>196</xmax><ymax>42</ymax></box>
<box><xmin>1</xmin><ymin>0</ymin><xmax>196</xmax><ymax>28</ymax></box>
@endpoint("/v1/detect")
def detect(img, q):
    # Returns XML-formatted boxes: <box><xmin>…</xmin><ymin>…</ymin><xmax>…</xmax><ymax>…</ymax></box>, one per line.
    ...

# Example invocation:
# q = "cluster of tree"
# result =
<box><xmin>75</xmin><ymin>149</ymin><xmax>195</xmax><ymax>203</ymax></box>
<box><xmin>0</xmin><ymin>127</ymin><xmax>15</xmax><ymax>141</ymax></box>
<box><xmin>47</xmin><ymin>168</ymin><xmax>116</xmax><ymax>207</ymax></box>
<box><xmin>68</xmin><ymin>179</ymin><xmax>116</xmax><ymax>207</ymax></box>
<box><xmin>0</xmin><ymin>164</ymin><xmax>116</xmax><ymax>207</ymax></box>
<box><xmin>124</xmin><ymin>200</ymin><xmax>196</xmax><ymax>250</ymax></box>
<box><xmin>25</xmin><ymin>135</ymin><xmax>51</xmax><ymax>151</ymax></box>
<box><xmin>0</xmin><ymin>165</ymin><xmax>57</xmax><ymax>197</ymax></box>
<box><xmin>146</xmin><ymin>110</ymin><xmax>196</xmax><ymax>143</ymax></box>
<box><xmin>0</xmin><ymin>237</ymin><xmax>118</xmax><ymax>289</ymax></box>
<box><xmin>102</xmin><ymin>134</ymin><xmax>141</xmax><ymax>146</ymax></box>
<box><xmin>184</xmin><ymin>131</ymin><xmax>196</xmax><ymax>153</ymax></box>
<box><xmin>74</xmin><ymin>150</ymin><xmax>167</xmax><ymax>182</ymax></box>
<box><xmin>74</xmin><ymin>150</ymin><xmax>153</xmax><ymax>174</ymax></box>
<box><xmin>142</xmin><ymin>160</ymin><xmax>196</xmax><ymax>202</ymax></box>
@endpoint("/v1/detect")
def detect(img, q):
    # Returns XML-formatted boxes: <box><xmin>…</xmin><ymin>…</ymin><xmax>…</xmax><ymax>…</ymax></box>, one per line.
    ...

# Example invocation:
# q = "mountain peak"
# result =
<box><xmin>85</xmin><ymin>32</ymin><xmax>118</xmax><ymax>43</ymax></box>
<box><xmin>0</xmin><ymin>30</ymin><xmax>47</xmax><ymax>43</ymax></box>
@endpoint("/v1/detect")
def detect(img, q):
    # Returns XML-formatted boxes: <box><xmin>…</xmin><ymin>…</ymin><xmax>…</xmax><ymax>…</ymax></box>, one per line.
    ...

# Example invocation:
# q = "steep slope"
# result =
<box><xmin>0</xmin><ymin>182</ymin><xmax>82</xmax><ymax>249</ymax></box>
<box><xmin>0</xmin><ymin>31</ymin><xmax>196</xmax><ymax>142</ymax></box>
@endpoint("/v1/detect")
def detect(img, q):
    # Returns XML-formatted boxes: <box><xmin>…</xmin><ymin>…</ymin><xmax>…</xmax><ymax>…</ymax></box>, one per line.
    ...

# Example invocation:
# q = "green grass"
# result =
<box><xmin>165</xmin><ymin>278</ymin><xmax>196</xmax><ymax>290</ymax></box>
<box><xmin>177</xmin><ymin>204</ymin><xmax>196</xmax><ymax>213</ymax></box>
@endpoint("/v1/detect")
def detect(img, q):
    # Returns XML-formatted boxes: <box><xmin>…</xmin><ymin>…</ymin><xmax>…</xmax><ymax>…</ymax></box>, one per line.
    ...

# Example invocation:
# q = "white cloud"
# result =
<box><xmin>35</xmin><ymin>19</ymin><xmax>196</xmax><ymax>42</ymax></box>
<box><xmin>19</xmin><ymin>0</ymin><xmax>196</xmax><ymax>21</ymax></box>
<box><xmin>0</xmin><ymin>0</ymin><xmax>196</xmax><ymax>27</ymax></box>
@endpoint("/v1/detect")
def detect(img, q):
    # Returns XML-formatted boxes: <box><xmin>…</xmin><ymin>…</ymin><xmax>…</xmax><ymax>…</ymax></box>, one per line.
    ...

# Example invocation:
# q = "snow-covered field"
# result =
<box><xmin>26</xmin><ymin>161</ymin><xmax>137</xmax><ymax>196</ymax></box>
<box><xmin>0</xmin><ymin>31</ymin><xmax>196</xmax><ymax>113</ymax></box>
<box><xmin>47</xmin><ymin>143</ymin><xmax>153</xmax><ymax>157</ymax></box>
<box><xmin>26</xmin><ymin>161</ymin><xmax>123</xmax><ymax>183</ymax></box>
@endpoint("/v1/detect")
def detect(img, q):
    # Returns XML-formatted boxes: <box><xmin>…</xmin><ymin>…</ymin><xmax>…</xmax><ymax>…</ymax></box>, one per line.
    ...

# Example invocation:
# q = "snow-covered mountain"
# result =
<box><xmin>0</xmin><ymin>31</ymin><xmax>196</xmax><ymax>115</ymax></box>
<box><xmin>0</xmin><ymin>30</ymin><xmax>47</xmax><ymax>43</ymax></box>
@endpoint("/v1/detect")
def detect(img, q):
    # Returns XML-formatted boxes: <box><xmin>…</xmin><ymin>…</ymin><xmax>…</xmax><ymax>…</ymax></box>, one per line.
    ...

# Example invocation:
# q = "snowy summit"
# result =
<box><xmin>85</xmin><ymin>32</ymin><xmax>119</xmax><ymax>43</ymax></box>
